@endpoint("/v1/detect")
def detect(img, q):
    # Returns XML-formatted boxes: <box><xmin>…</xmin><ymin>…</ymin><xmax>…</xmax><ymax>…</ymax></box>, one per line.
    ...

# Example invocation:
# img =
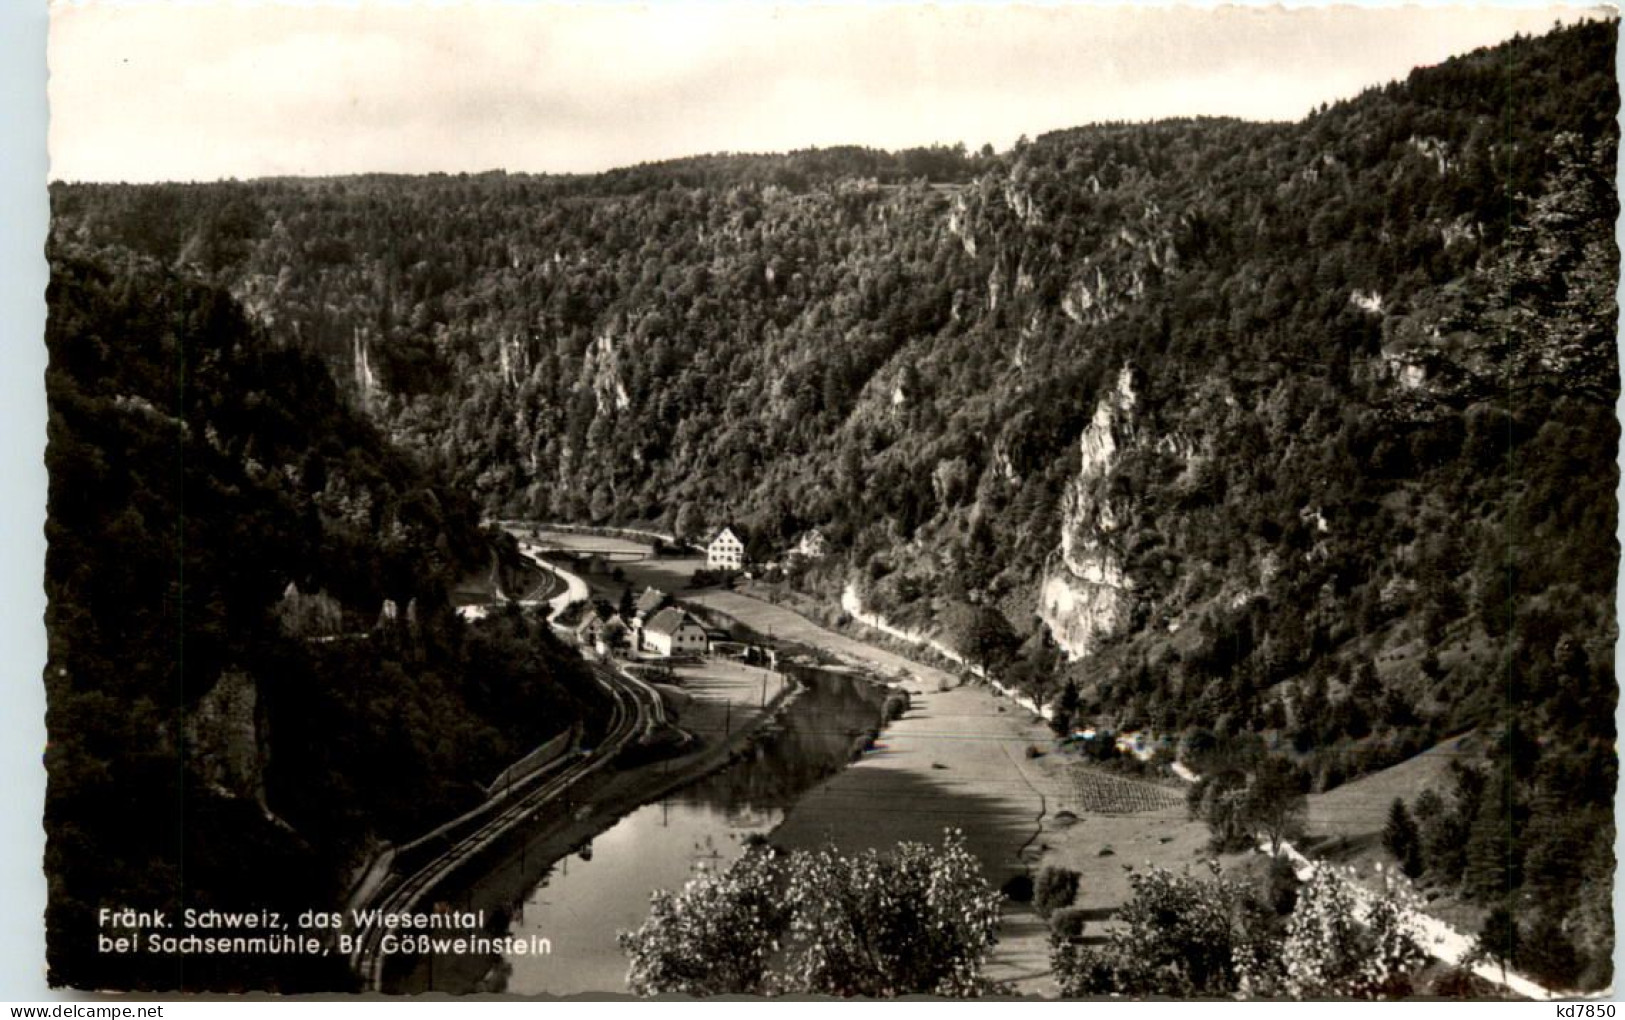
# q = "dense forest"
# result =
<box><xmin>44</xmin><ymin>257</ymin><xmax>601</xmax><ymax>989</ymax></box>
<box><xmin>47</xmin><ymin>20</ymin><xmax>1618</xmax><ymax>990</ymax></box>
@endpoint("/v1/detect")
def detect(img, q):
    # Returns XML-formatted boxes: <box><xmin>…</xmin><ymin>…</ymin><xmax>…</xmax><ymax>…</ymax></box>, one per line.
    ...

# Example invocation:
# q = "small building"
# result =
<box><xmin>791</xmin><ymin>529</ymin><xmax>828</xmax><ymax>561</ymax></box>
<box><xmin>633</xmin><ymin>587</ymin><xmax>670</xmax><ymax>625</ymax></box>
<box><xmin>706</xmin><ymin>526</ymin><xmax>746</xmax><ymax>571</ymax></box>
<box><xmin>630</xmin><ymin>587</ymin><xmax>671</xmax><ymax>651</ymax></box>
<box><xmin>643</xmin><ymin>607</ymin><xmax>708</xmax><ymax>657</ymax></box>
<box><xmin>1115</xmin><ymin>731</ymin><xmax>1148</xmax><ymax>758</ymax></box>
<box><xmin>276</xmin><ymin>581</ymin><xmax>345</xmax><ymax>638</ymax></box>
<box><xmin>576</xmin><ymin>604</ymin><xmax>629</xmax><ymax>652</ymax></box>
<box><xmin>1114</xmin><ymin>730</ymin><xmax>1171</xmax><ymax>762</ymax></box>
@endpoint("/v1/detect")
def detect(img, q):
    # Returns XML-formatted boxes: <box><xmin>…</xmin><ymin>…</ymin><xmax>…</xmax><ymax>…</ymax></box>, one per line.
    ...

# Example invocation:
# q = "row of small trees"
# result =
<box><xmin>1054</xmin><ymin>862</ymin><xmax>1429</xmax><ymax>998</ymax></box>
<box><xmin>618</xmin><ymin>831</ymin><xmax>1002</xmax><ymax>997</ymax></box>
<box><xmin>620</xmin><ymin>829</ymin><xmax>1453</xmax><ymax>998</ymax></box>
<box><xmin>1186</xmin><ymin>753</ymin><xmax>1309</xmax><ymax>857</ymax></box>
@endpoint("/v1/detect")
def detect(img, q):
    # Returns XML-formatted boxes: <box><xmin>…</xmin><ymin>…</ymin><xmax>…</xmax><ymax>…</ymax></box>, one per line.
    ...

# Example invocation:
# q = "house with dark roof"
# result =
<box><xmin>630</xmin><ymin>586</ymin><xmax>670</xmax><ymax>651</ymax></box>
<box><xmin>633</xmin><ymin>587</ymin><xmax>669</xmax><ymax>624</ymax></box>
<box><xmin>576</xmin><ymin>602</ymin><xmax>629</xmax><ymax>652</ymax></box>
<box><xmin>643</xmin><ymin>607</ymin><xmax>708</xmax><ymax>657</ymax></box>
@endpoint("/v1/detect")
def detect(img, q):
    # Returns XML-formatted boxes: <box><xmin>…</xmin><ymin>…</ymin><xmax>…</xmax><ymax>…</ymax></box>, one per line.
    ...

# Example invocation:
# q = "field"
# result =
<box><xmin>526</xmin><ymin>531</ymin><xmax>653</xmax><ymax>562</ymax></box>
<box><xmin>1300</xmin><ymin>731</ymin><xmax>1486</xmax><ymax>933</ymax></box>
<box><xmin>1068</xmin><ymin>766</ymin><xmax>1186</xmax><ymax>815</ymax></box>
<box><xmin>659</xmin><ymin>658</ymin><xmax>791</xmax><ymax>746</ymax></box>
<box><xmin>1304</xmin><ymin>731</ymin><xmax>1477</xmax><ymax>852</ymax></box>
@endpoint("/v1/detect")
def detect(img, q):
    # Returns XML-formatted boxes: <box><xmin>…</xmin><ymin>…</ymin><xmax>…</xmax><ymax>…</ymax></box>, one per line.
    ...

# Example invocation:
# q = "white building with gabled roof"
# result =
<box><xmin>707</xmin><ymin>526</ymin><xmax>746</xmax><ymax>571</ymax></box>
<box><xmin>643</xmin><ymin>607</ymin><xmax>708</xmax><ymax>657</ymax></box>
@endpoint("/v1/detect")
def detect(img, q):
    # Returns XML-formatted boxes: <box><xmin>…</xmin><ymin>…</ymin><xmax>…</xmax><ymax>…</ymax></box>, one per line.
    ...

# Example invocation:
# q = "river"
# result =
<box><xmin>388</xmin><ymin>665</ymin><xmax>892</xmax><ymax>995</ymax></box>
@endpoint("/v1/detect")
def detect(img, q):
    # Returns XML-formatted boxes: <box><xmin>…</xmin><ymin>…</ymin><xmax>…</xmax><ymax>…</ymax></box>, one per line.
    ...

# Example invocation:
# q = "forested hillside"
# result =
<box><xmin>48</xmin><ymin>20</ymin><xmax>1619</xmax><ymax>988</ymax></box>
<box><xmin>44</xmin><ymin>257</ymin><xmax>601</xmax><ymax>990</ymax></box>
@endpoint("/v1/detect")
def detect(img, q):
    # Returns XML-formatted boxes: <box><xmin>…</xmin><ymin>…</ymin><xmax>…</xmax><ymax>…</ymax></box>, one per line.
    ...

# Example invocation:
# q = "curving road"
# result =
<box><xmin>1264</xmin><ymin>838</ymin><xmax>1563</xmax><ymax>1001</ymax></box>
<box><xmin>515</xmin><ymin>542</ymin><xmax>590</xmax><ymax>619</ymax></box>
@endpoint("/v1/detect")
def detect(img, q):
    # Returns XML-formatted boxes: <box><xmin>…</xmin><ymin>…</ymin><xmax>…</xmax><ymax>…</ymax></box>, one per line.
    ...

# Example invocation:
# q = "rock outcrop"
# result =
<box><xmin>352</xmin><ymin>328</ymin><xmax>377</xmax><ymax>399</ymax></box>
<box><xmin>275</xmin><ymin>582</ymin><xmax>346</xmax><ymax>638</ymax></box>
<box><xmin>184</xmin><ymin>670</ymin><xmax>269</xmax><ymax>807</ymax></box>
<box><xmin>1038</xmin><ymin>367</ymin><xmax>1139</xmax><ymax>660</ymax></box>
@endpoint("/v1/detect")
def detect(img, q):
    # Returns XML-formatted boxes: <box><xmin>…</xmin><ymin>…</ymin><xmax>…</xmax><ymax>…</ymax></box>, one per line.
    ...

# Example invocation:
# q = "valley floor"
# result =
<box><xmin>703</xmin><ymin>587</ymin><xmax>1223</xmax><ymax>994</ymax></box>
<box><xmin>546</xmin><ymin>537</ymin><xmax>1221</xmax><ymax>994</ymax></box>
<box><xmin>527</xmin><ymin>539</ymin><xmax>1548</xmax><ymax>997</ymax></box>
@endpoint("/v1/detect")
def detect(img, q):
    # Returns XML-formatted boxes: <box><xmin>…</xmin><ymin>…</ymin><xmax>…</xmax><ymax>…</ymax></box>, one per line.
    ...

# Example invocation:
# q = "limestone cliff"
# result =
<box><xmin>352</xmin><ymin>328</ymin><xmax>377</xmax><ymax>400</ymax></box>
<box><xmin>1038</xmin><ymin>367</ymin><xmax>1139</xmax><ymax>660</ymax></box>
<box><xmin>184</xmin><ymin>671</ymin><xmax>270</xmax><ymax>809</ymax></box>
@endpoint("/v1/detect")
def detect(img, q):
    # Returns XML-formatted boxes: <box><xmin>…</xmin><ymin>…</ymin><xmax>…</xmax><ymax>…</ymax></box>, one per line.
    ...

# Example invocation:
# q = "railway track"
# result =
<box><xmin>351</xmin><ymin>661</ymin><xmax>660</xmax><ymax>990</ymax></box>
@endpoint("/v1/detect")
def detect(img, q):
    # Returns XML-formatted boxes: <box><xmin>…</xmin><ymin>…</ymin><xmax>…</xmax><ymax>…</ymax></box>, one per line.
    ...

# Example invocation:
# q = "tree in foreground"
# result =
<box><xmin>1034</xmin><ymin>864</ymin><xmax>1082</xmax><ymax>918</ymax></box>
<box><xmin>1052</xmin><ymin>863</ymin><xmax>1428</xmax><ymax>999</ymax></box>
<box><xmin>614</xmin><ymin>843</ymin><xmax>788</xmax><ymax>995</ymax></box>
<box><xmin>1053</xmin><ymin>862</ymin><xmax>1276</xmax><ymax>997</ymax></box>
<box><xmin>1049</xmin><ymin>680</ymin><xmax>1081</xmax><ymax>737</ymax></box>
<box><xmin>1250</xmin><ymin>759</ymin><xmax>1310</xmax><ymax>858</ymax></box>
<box><xmin>1187</xmin><ymin>768</ymin><xmax>1253</xmax><ymax>852</ymax></box>
<box><xmin>1465</xmin><ymin>904</ymin><xmax>1518</xmax><ymax>982</ymax></box>
<box><xmin>618</xmin><ymin>829</ymin><xmax>1004</xmax><ymax>997</ymax></box>
<box><xmin>1267</xmin><ymin>867</ymin><xmax>1427</xmax><ymax>998</ymax></box>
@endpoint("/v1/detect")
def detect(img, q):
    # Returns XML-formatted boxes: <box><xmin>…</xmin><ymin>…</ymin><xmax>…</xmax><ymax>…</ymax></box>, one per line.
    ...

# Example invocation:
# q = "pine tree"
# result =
<box><xmin>1468</xmin><ymin>904</ymin><xmax>1518</xmax><ymax>981</ymax></box>
<box><xmin>1518</xmin><ymin>909</ymin><xmax>1582</xmax><ymax>991</ymax></box>
<box><xmin>1382</xmin><ymin>798</ymin><xmax>1422</xmax><ymax>879</ymax></box>
<box><xmin>1463</xmin><ymin>771</ymin><xmax>1520</xmax><ymax>903</ymax></box>
<box><xmin>1050</xmin><ymin>680</ymin><xmax>1081</xmax><ymax>736</ymax></box>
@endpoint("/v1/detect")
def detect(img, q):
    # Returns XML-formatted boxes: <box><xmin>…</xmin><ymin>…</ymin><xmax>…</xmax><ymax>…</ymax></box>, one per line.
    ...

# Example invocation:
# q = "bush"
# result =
<box><xmin>883</xmin><ymin>690</ymin><xmax>911</xmax><ymax>722</ymax></box>
<box><xmin>1049</xmin><ymin>906</ymin><xmax>1089</xmax><ymax>943</ymax></box>
<box><xmin>1265</xmin><ymin>854</ymin><xmax>1301</xmax><ymax>916</ymax></box>
<box><xmin>1034</xmin><ymin>866</ymin><xmax>1082</xmax><ymax>918</ymax></box>
<box><xmin>1052</xmin><ymin>866</ymin><xmax>1252</xmax><ymax>997</ymax></box>
<box><xmin>619</xmin><ymin>830</ymin><xmax>1004</xmax><ymax>996</ymax></box>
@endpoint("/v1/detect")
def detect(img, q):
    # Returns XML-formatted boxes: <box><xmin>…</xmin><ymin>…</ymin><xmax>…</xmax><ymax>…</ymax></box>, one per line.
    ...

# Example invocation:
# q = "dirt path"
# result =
<box><xmin>768</xmin><ymin>676</ymin><xmax>1073</xmax><ymax>991</ymax></box>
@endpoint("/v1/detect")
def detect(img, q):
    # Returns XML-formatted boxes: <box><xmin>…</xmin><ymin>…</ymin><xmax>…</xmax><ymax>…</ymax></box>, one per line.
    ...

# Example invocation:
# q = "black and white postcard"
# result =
<box><xmin>39</xmin><ymin>1</ymin><xmax>1620</xmax><ymax>998</ymax></box>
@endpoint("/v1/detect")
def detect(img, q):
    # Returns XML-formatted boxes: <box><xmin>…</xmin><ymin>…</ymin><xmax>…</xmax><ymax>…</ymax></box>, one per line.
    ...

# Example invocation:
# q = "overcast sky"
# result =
<box><xmin>47</xmin><ymin>2</ymin><xmax>1608</xmax><ymax>183</ymax></box>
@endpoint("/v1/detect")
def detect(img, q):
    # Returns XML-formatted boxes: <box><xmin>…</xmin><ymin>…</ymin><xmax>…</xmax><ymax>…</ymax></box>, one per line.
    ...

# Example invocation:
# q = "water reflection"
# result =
<box><xmin>444</xmin><ymin>667</ymin><xmax>889</xmax><ymax>996</ymax></box>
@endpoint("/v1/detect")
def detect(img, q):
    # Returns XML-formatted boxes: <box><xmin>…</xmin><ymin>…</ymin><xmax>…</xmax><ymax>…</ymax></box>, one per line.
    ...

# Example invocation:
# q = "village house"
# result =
<box><xmin>630</xmin><ymin>587</ymin><xmax>670</xmax><ymax>651</ymax></box>
<box><xmin>575</xmin><ymin>603</ymin><xmax>629</xmax><ymax>654</ymax></box>
<box><xmin>1114</xmin><ymin>730</ymin><xmax>1171</xmax><ymax>761</ymax></box>
<box><xmin>706</xmin><ymin>526</ymin><xmax>746</xmax><ymax>571</ymax></box>
<box><xmin>275</xmin><ymin>581</ymin><xmax>345</xmax><ymax>638</ymax></box>
<box><xmin>642</xmin><ymin>607</ymin><xmax>709</xmax><ymax>657</ymax></box>
<box><xmin>791</xmin><ymin>528</ymin><xmax>828</xmax><ymax>561</ymax></box>
<box><xmin>633</xmin><ymin>587</ymin><xmax>669</xmax><ymax>624</ymax></box>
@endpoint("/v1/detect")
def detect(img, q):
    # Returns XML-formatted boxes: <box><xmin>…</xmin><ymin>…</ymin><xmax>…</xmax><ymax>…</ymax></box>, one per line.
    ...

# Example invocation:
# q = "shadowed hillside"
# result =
<box><xmin>47</xmin><ymin>20</ymin><xmax>1619</xmax><ymax>989</ymax></box>
<box><xmin>44</xmin><ymin>258</ymin><xmax>601</xmax><ymax>990</ymax></box>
